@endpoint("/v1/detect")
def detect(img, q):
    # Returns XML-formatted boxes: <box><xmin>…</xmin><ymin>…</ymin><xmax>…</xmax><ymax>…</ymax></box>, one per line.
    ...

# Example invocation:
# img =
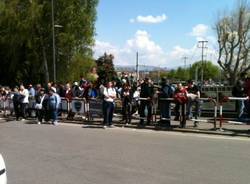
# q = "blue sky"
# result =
<box><xmin>94</xmin><ymin>0</ymin><xmax>238</xmax><ymax>68</ymax></box>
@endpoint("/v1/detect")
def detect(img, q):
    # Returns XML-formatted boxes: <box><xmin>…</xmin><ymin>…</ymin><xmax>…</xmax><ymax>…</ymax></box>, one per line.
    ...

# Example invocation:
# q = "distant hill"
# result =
<box><xmin>115</xmin><ymin>65</ymin><xmax>168</xmax><ymax>72</ymax></box>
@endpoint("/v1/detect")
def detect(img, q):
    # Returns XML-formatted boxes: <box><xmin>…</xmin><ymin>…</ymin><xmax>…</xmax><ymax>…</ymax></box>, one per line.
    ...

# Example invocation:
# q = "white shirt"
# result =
<box><xmin>103</xmin><ymin>87</ymin><xmax>116</xmax><ymax>102</ymax></box>
<box><xmin>20</xmin><ymin>89</ymin><xmax>29</xmax><ymax>103</ymax></box>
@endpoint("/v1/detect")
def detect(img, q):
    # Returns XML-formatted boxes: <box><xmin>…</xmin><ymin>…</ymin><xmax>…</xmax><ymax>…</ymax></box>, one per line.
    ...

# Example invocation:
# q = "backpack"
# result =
<box><xmin>161</xmin><ymin>84</ymin><xmax>174</xmax><ymax>98</ymax></box>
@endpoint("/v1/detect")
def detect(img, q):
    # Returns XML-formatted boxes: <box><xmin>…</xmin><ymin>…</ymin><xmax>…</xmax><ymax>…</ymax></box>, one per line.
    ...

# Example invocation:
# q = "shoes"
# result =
<box><xmin>37</xmin><ymin>121</ymin><xmax>41</xmax><ymax>125</ymax></box>
<box><xmin>108</xmin><ymin>125</ymin><xmax>115</xmax><ymax>128</ymax></box>
<box><xmin>103</xmin><ymin>125</ymin><xmax>107</xmax><ymax>129</ymax></box>
<box><xmin>53</xmin><ymin>121</ymin><xmax>58</xmax><ymax>126</ymax></box>
<box><xmin>21</xmin><ymin>119</ymin><xmax>26</xmax><ymax>121</ymax></box>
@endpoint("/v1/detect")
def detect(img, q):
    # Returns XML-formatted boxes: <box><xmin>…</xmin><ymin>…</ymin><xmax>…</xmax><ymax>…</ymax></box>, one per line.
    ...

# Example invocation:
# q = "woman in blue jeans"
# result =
<box><xmin>103</xmin><ymin>81</ymin><xmax>116</xmax><ymax>128</ymax></box>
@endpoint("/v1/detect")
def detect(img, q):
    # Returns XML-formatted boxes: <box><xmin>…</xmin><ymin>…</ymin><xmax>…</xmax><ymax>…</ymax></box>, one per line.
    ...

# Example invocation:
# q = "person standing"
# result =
<box><xmin>35</xmin><ymin>88</ymin><xmax>46</xmax><ymax>124</ymax></box>
<box><xmin>158</xmin><ymin>77</ymin><xmax>174</xmax><ymax>127</ymax></box>
<box><xmin>19</xmin><ymin>85</ymin><xmax>29</xmax><ymax>120</ymax></box>
<box><xmin>232</xmin><ymin>80</ymin><xmax>246</xmax><ymax>120</ymax></box>
<box><xmin>48</xmin><ymin>88</ymin><xmax>59</xmax><ymax>125</ymax></box>
<box><xmin>139</xmin><ymin>78</ymin><xmax>154</xmax><ymax>126</ymax></box>
<box><xmin>186</xmin><ymin>80</ymin><xmax>201</xmax><ymax>127</ymax></box>
<box><xmin>12</xmin><ymin>87</ymin><xmax>21</xmax><ymax>121</ymax></box>
<box><xmin>121</xmin><ymin>83</ymin><xmax>133</xmax><ymax>125</ymax></box>
<box><xmin>103</xmin><ymin>81</ymin><xmax>116</xmax><ymax>128</ymax></box>
<box><xmin>174</xmin><ymin>83</ymin><xmax>188</xmax><ymax>128</ymax></box>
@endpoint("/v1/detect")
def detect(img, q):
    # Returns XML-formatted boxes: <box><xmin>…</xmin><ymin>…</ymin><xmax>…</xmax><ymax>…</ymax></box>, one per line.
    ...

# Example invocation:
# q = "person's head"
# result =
<box><xmin>40</xmin><ymin>88</ymin><xmax>45</xmax><ymax>95</ymax></box>
<box><xmin>13</xmin><ymin>87</ymin><xmax>18</xmax><ymax>92</ymax></box>
<box><xmin>28</xmin><ymin>84</ymin><xmax>32</xmax><ymax>89</ymax></box>
<box><xmin>20</xmin><ymin>85</ymin><xmax>25</xmax><ymax>91</ymax></box>
<box><xmin>161</xmin><ymin>77</ymin><xmax>167</xmax><ymax>85</ymax></box>
<box><xmin>49</xmin><ymin>88</ymin><xmax>55</xmax><ymax>96</ymax></box>
<box><xmin>187</xmin><ymin>80</ymin><xmax>194</xmax><ymax>87</ymax></box>
<box><xmin>47</xmin><ymin>82</ymin><xmax>52</xmax><ymax>89</ymax></box>
<box><xmin>65</xmin><ymin>83</ymin><xmax>71</xmax><ymax>90</ymax></box>
<box><xmin>144</xmin><ymin>77</ymin><xmax>149</xmax><ymax>84</ymax></box>
<box><xmin>91</xmin><ymin>67</ymin><xmax>97</xmax><ymax>74</ymax></box>
<box><xmin>176</xmin><ymin>83</ymin><xmax>183</xmax><ymax>90</ymax></box>
<box><xmin>73</xmin><ymin>81</ymin><xmax>78</xmax><ymax>86</ymax></box>
<box><xmin>36</xmin><ymin>84</ymin><xmax>41</xmax><ymax>90</ymax></box>
<box><xmin>107</xmin><ymin>81</ymin><xmax>113</xmax><ymax>88</ymax></box>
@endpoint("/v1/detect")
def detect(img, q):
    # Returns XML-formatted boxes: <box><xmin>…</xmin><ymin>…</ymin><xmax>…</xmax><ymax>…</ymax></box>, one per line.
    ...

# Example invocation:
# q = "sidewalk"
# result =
<box><xmin>1</xmin><ymin>113</ymin><xmax>250</xmax><ymax>137</ymax></box>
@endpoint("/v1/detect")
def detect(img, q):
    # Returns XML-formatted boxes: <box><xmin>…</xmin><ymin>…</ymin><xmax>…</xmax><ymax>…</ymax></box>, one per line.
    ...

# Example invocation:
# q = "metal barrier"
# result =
<box><xmin>189</xmin><ymin>97</ymin><xmax>217</xmax><ymax>129</ymax></box>
<box><xmin>0</xmin><ymin>97</ymin><xmax>13</xmax><ymax>116</ymax></box>
<box><xmin>219</xmin><ymin>96</ymin><xmax>248</xmax><ymax>130</ymax></box>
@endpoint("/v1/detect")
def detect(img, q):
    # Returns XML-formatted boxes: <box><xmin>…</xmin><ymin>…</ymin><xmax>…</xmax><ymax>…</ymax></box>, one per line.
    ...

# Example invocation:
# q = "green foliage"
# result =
<box><xmin>0</xmin><ymin>0</ymin><xmax>98</xmax><ymax>86</ymax></box>
<box><xmin>96</xmin><ymin>53</ymin><xmax>117</xmax><ymax>85</ymax></box>
<box><xmin>162</xmin><ymin>61</ymin><xmax>220</xmax><ymax>82</ymax></box>
<box><xmin>190</xmin><ymin>61</ymin><xmax>220</xmax><ymax>81</ymax></box>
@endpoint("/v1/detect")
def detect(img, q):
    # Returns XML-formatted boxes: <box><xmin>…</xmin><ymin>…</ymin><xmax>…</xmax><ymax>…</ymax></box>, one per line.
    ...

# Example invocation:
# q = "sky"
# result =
<box><xmin>93</xmin><ymin>0</ymin><xmax>238</xmax><ymax>68</ymax></box>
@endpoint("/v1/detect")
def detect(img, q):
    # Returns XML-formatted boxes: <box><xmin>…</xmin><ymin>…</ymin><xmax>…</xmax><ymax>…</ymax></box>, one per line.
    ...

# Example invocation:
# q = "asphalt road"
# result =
<box><xmin>1</xmin><ymin>121</ymin><xmax>250</xmax><ymax>184</ymax></box>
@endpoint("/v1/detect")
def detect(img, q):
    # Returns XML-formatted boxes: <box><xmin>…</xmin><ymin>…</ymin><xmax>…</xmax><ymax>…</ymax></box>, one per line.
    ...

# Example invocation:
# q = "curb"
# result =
<box><xmin>1</xmin><ymin>116</ymin><xmax>250</xmax><ymax>138</ymax></box>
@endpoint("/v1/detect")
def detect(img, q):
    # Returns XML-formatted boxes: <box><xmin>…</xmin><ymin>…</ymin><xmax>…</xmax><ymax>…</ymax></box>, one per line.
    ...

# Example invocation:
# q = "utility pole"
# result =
<box><xmin>182</xmin><ymin>56</ymin><xmax>188</xmax><ymax>68</ymax></box>
<box><xmin>51</xmin><ymin>0</ymin><xmax>56</xmax><ymax>82</ymax></box>
<box><xmin>136</xmin><ymin>51</ymin><xmax>139</xmax><ymax>81</ymax></box>
<box><xmin>182</xmin><ymin>56</ymin><xmax>188</xmax><ymax>80</ymax></box>
<box><xmin>198</xmin><ymin>40</ymin><xmax>208</xmax><ymax>85</ymax></box>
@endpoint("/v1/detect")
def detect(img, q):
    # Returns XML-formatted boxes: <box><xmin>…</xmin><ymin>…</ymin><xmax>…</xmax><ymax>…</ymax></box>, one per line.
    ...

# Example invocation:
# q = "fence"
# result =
<box><xmin>1</xmin><ymin>95</ymin><xmax>249</xmax><ymax>129</ymax></box>
<box><xmin>218</xmin><ymin>96</ymin><xmax>248</xmax><ymax>130</ymax></box>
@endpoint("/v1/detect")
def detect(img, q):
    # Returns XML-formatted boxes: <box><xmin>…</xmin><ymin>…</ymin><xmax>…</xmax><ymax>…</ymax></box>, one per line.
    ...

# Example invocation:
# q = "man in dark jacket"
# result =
<box><xmin>139</xmin><ymin>78</ymin><xmax>154</xmax><ymax>126</ymax></box>
<box><xmin>158</xmin><ymin>77</ymin><xmax>173</xmax><ymax>126</ymax></box>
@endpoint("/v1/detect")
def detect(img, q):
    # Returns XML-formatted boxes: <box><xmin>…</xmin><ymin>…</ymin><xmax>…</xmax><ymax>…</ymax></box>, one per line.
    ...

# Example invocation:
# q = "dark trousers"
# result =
<box><xmin>139</xmin><ymin>100</ymin><xmax>152</xmax><ymax>125</ymax></box>
<box><xmin>175</xmin><ymin>103</ymin><xmax>186</xmax><ymax>128</ymax></box>
<box><xmin>20</xmin><ymin>103</ymin><xmax>28</xmax><ymax>119</ymax></box>
<box><xmin>13</xmin><ymin>102</ymin><xmax>20</xmax><ymax>120</ymax></box>
<box><xmin>36</xmin><ymin>109</ymin><xmax>44</xmax><ymax>122</ymax></box>
<box><xmin>103</xmin><ymin>101</ymin><xmax>114</xmax><ymax>126</ymax></box>
<box><xmin>122</xmin><ymin>100</ymin><xmax>132</xmax><ymax>123</ymax></box>
<box><xmin>159</xmin><ymin>101</ymin><xmax>171</xmax><ymax>125</ymax></box>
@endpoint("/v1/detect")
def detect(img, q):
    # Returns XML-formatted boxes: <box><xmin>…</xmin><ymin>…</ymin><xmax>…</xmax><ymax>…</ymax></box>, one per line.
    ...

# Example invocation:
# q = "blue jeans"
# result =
<box><xmin>187</xmin><ymin>98</ymin><xmax>200</xmax><ymax>119</ymax></box>
<box><xmin>103</xmin><ymin>101</ymin><xmax>114</xmax><ymax>126</ymax></box>
<box><xmin>50</xmin><ymin>108</ymin><xmax>58</xmax><ymax>122</ymax></box>
<box><xmin>237</xmin><ymin>100</ymin><xmax>245</xmax><ymax>119</ymax></box>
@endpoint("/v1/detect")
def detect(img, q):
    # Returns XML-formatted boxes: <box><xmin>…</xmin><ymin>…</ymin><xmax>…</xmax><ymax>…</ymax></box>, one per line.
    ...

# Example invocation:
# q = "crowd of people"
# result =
<box><xmin>0</xmin><ymin>71</ymin><xmax>204</xmax><ymax>128</ymax></box>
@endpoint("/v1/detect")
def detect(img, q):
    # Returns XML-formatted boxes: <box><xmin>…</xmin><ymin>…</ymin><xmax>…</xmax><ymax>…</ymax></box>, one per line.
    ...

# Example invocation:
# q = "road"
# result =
<box><xmin>0</xmin><ymin>120</ymin><xmax>250</xmax><ymax>184</ymax></box>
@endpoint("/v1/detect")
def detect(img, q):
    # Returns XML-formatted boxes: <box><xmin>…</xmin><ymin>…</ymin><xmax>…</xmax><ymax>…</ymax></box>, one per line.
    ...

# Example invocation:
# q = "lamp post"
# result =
<box><xmin>51</xmin><ymin>0</ymin><xmax>56</xmax><ymax>82</ymax></box>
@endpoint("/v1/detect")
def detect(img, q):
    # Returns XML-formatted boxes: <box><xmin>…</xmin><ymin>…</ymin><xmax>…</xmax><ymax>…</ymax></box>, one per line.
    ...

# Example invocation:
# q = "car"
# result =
<box><xmin>0</xmin><ymin>154</ymin><xmax>7</xmax><ymax>184</ymax></box>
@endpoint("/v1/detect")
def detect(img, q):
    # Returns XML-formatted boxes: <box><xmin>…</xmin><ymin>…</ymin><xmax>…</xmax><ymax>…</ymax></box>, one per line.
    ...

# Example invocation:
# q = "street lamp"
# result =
<box><xmin>51</xmin><ymin>0</ymin><xmax>56</xmax><ymax>82</ymax></box>
<box><xmin>51</xmin><ymin>0</ymin><xmax>63</xmax><ymax>83</ymax></box>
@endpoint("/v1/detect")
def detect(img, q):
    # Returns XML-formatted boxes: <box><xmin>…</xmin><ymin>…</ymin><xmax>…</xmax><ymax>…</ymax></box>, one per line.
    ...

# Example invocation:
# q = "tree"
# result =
<box><xmin>190</xmin><ymin>61</ymin><xmax>220</xmax><ymax>81</ymax></box>
<box><xmin>96</xmin><ymin>53</ymin><xmax>117</xmax><ymax>85</ymax></box>
<box><xmin>216</xmin><ymin>1</ymin><xmax>250</xmax><ymax>84</ymax></box>
<box><xmin>0</xmin><ymin>0</ymin><xmax>98</xmax><ymax>86</ymax></box>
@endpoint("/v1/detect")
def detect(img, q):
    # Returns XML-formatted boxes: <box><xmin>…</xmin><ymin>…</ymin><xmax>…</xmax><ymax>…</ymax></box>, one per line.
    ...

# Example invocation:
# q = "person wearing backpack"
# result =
<box><xmin>158</xmin><ymin>77</ymin><xmax>173</xmax><ymax>127</ymax></box>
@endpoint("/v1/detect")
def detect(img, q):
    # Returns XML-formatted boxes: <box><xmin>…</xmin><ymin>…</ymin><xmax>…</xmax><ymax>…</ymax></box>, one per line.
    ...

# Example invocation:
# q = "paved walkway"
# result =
<box><xmin>1</xmin><ymin>113</ymin><xmax>250</xmax><ymax>137</ymax></box>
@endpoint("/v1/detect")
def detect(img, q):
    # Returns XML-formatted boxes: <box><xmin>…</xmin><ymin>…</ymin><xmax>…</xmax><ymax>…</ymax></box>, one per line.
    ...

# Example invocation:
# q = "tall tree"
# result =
<box><xmin>96</xmin><ymin>53</ymin><xmax>117</xmax><ymax>85</ymax></box>
<box><xmin>0</xmin><ymin>0</ymin><xmax>98</xmax><ymax>86</ymax></box>
<box><xmin>216</xmin><ymin>1</ymin><xmax>250</xmax><ymax>84</ymax></box>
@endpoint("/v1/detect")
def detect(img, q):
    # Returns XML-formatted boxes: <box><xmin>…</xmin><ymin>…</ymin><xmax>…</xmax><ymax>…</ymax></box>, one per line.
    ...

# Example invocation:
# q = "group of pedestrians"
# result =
<box><xmin>0</xmin><ymin>73</ymin><xmax>203</xmax><ymax>128</ymax></box>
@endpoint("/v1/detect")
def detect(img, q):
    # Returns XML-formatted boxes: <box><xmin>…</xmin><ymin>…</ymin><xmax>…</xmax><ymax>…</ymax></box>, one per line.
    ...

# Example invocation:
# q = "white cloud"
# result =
<box><xmin>190</xmin><ymin>24</ymin><xmax>208</xmax><ymax>38</ymax></box>
<box><xmin>94</xmin><ymin>29</ymin><xmax>218</xmax><ymax>68</ymax></box>
<box><xmin>130</xmin><ymin>14</ymin><xmax>167</xmax><ymax>24</ymax></box>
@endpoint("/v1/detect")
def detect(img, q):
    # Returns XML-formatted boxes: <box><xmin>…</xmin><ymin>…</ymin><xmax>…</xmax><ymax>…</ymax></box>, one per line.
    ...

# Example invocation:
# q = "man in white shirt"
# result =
<box><xmin>19</xmin><ymin>85</ymin><xmax>29</xmax><ymax>120</ymax></box>
<box><xmin>103</xmin><ymin>81</ymin><xmax>116</xmax><ymax>128</ymax></box>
